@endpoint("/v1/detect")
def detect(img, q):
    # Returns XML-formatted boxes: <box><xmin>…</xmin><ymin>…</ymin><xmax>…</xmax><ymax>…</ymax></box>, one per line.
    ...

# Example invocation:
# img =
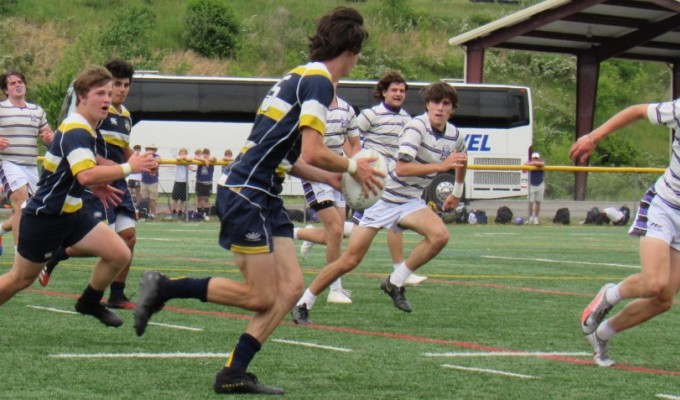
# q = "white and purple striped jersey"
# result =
<box><xmin>325</xmin><ymin>97</ymin><xmax>359</xmax><ymax>155</ymax></box>
<box><xmin>24</xmin><ymin>112</ymin><xmax>97</xmax><ymax>215</ymax></box>
<box><xmin>0</xmin><ymin>99</ymin><xmax>49</xmax><ymax>166</ymax></box>
<box><xmin>382</xmin><ymin>113</ymin><xmax>466</xmax><ymax>205</ymax></box>
<box><xmin>357</xmin><ymin>102</ymin><xmax>410</xmax><ymax>161</ymax></box>
<box><xmin>649</xmin><ymin>98</ymin><xmax>680</xmax><ymax>208</ymax></box>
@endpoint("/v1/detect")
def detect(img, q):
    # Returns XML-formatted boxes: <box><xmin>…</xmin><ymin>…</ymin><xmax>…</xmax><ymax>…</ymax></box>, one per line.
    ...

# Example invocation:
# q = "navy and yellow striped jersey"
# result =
<box><xmin>98</xmin><ymin>105</ymin><xmax>132</xmax><ymax>164</ymax></box>
<box><xmin>221</xmin><ymin>62</ymin><xmax>334</xmax><ymax>196</ymax></box>
<box><xmin>23</xmin><ymin>113</ymin><xmax>97</xmax><ymax>216</ymax></box>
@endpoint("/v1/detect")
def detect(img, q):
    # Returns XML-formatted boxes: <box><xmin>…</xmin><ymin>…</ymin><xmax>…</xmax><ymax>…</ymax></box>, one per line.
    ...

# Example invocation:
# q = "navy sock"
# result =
<box><xmin>79</xmin><ymin>285</ymin><xmax>104</xmax><ymax>305</ymax></box>
<box><xmin>46</xmin><ymin>246</ymin><xmax>70</xmax><ymax>271</ymax></box>
<box><xmin>225</xmin><ymin>333</ymin><xmax>261</xmax><ymax>372</ymax></box>
<box><xmin>110</xmin><ymin>281</ymin><xmax>126</xmax><ymax>297</ymax></box>
<box><xmin>160</xmin><ymin>277</ymin><xmax>211</xmax><ymax>302</ymax></box>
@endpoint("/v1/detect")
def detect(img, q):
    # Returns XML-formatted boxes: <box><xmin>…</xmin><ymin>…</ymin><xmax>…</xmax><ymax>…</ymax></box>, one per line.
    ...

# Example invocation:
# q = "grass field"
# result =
<box><xmin>2</xmin><ymin>220</ymin><xmax>680</xmax><ymax>399</ymax></box>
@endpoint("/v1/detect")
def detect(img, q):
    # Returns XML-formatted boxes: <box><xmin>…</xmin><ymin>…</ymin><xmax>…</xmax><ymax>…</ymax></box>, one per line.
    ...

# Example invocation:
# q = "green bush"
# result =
<box><xmin>184</xmin><ymin>0</ymin><xmax>240</xmax><ymax>58</ymax></box>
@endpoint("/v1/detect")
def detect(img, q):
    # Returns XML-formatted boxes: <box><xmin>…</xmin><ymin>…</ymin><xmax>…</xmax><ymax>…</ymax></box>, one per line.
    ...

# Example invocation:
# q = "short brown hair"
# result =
<box><xmin>309</xmin><ymin>7</ymin><xmax>368</xmax><ymax>61</ymax></box>
<box><xmin>421</xmin><ymin>82</ymin><xmax>458</xmax><ymax>109</ymax></box>
<box><xmin>374</xmin><ymin>71</ymin><xmax>408</xmax><ymax>101</ymax></box>
<box><xmin>73</xmin><ymin>66</ymin><xmax>112</xmax><ymax>105</ymax></box>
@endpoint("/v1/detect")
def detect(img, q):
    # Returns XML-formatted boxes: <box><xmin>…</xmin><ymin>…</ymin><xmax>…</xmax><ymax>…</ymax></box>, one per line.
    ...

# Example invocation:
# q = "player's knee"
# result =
<box><xmin>339</xmin><ymin>252</ymin><xmax>362</xmax><ymax>272</ymax></box>
<box><xmin>429</xmin><ymin>229</ymin><xmax>450</xmax><ymax>250</ymax></box>
<box><xmin>642</xmin><ymin>279</ymin><xmax>668</xmax><ymax>298</ymax></box>
<box><xmin>326</xmin><ymin>222</ymin><xmax>343</xmax><ymax>241</ymax></box>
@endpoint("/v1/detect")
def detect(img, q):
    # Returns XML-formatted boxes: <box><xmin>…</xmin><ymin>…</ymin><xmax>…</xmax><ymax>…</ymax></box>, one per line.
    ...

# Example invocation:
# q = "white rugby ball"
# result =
<box><xmin>341</xmin><ymin>149</ymin><xmax>388</xmax><ymax>210</ymax></box>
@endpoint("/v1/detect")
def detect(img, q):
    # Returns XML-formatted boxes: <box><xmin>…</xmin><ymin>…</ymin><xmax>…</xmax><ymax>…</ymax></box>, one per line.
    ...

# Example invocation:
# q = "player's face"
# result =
<box><xmin>5</xmin><ymin>75</ymin><xmax>26</xmax><ymax>98</ymax></box>
<box><xmin>426</xmin><ymin>98</ymin><xmax>454</xmax><ymax>131</ymax></box>
<box><xmin>79</xmin><ymin>82</ymin><xmax>113</xmax><ymax>126</ymax></box>
<box><xmin>111</xmin><ymin>78</ymin><xmax>131</xmax><ymax>106</ymax></box>
<box><xmin>382</xmin><ymin>83</ymin><xmax>406</xmax><ymax>108</ymax></box>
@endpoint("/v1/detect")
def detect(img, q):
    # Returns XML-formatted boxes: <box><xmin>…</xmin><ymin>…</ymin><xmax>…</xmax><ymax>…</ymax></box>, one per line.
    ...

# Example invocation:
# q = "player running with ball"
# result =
<box><xmin>292</xmin><ymin>81</ymin><xmax>468</xmax><ymax>324</ymax></box>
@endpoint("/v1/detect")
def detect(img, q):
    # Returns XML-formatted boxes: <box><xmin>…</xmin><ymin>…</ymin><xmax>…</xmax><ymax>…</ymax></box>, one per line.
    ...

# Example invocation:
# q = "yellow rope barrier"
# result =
<box><xmin>36</xmin><ymin>156</ymin><xmax>663</xmax><ymax>173</ymax></box>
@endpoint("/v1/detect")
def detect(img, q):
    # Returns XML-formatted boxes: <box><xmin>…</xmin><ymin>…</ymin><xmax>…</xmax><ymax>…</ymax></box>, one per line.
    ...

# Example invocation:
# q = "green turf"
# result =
<box><xmin>1</xmin><ymin>220</ymin><xmax>679</xmax><ymax>399</ymax></box>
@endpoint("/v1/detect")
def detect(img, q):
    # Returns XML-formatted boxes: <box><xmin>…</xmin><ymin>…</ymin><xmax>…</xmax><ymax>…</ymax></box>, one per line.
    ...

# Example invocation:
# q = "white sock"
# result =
<box><xmin>390</xmin><ymin>262</ymin><xmax>412</xmax><ymax>287</ymax></box>
<box><xmin>293</xmin><ymin>228</ymin><xmax>300</xmax><ymax>240</ymax></box>
<box><xmin>330</xmin><ymin>278</ymin><xmax>343</xmax><ymax>291</ymax></box>
<box><xmin>343</xmin><ymin>221</ymin><xmax>354</xmax><ymax>237</ymax></box>
<box><xmin>605</xmin><ymin>284</ymin><xmax>622</xmax><ymax>305</ymax></box>
<box><xmin>596</xmin><ymin>319</ymin><xmax>617</xmax><ymax>341</ymax></box>
<box><xmin>297</xmin><ymin>288</ymin><xmax>318</xmax><ymax>310</ymax></box>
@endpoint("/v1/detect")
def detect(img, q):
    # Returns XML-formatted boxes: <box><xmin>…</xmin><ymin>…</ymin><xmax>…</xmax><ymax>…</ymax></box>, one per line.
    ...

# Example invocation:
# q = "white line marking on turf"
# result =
<box><xmin>273</xmin><ymin>338</ymin><xmax>352</xmax><ymax>352</ymax></box>
<box><xmin>27</xmin><ymin>305</ymin><xmax>78</xmax><ymax>315</ymax></box>
<box><xmin>424</xmin><ymin>351</ymin><xmax>590</xmax><ymax>358</ymax></box>
<box><xmin>442</xmin><ymin>364</ymin><xmax>536</xmax><ymax>379</ymax></box>
<box><xmin>483</xmin><ymin>255</ymin><xmax>639</xmax><ymax>269</ymax></box>
<box><xmin>49</xmin><ymin>352</ymin><xmax>230</xmax><ymax>359</ymax></box>
<box><xmin>657</xmin><ymin>394</ymin><xmax>680</xmax><ymax>400</ymax></box>
<box><xmin>473</xmin><ymin>233</ymin><xmax>521</xmax><ymax>236</ymax></box>
<box><xmin>148</xmin><ymin>322</ymin><xmax>203</xmax><ymax>331</ymax></box>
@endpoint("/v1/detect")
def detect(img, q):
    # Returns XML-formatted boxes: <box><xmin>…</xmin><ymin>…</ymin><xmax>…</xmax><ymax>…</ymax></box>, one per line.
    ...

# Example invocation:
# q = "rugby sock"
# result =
<box><xmin>109</xmin><ymin>281</ymin><xmax>126</xmax><ymax>297</ymax></box>
<box><xmin>225</xmin><ymin>333</ymin><xmax>261</xmax><ymax>372</ymax></box>
<box><xmin>329</xmin><ymin>278</ymin><xmax>343</xmax><ymax>291</ymax></box>
<box><xmin>343</xmin><ymin>221</ymin><xmax>354</xmax><ymax>237</ymax></box>
<box><xmin>297</xmin><ymin>288</ymin><xmax>317</xmax><ymax>309</ymax></box>
<box><xmin>160</xmin><ymin>277</ymin><xmax>211</xmax><ymax>302</ymax></box>
<box><xmin>390</xmin><ymin>262</ymin><xmax>412</xmax><ymax>287</ymax></box>
<box><xmin>596</xmin><ymin>319</ymin><xmax>617</xmax><ymax>341</ymax></box>
<box><xmin>79</xmin><ymin>285</ymin><xmax>104</xmax><ymax>305</ymax></box>
<box><xmin>605</xmin><ymin>283</ymin><xmax>622</xmax><ymax>305</ymax></box>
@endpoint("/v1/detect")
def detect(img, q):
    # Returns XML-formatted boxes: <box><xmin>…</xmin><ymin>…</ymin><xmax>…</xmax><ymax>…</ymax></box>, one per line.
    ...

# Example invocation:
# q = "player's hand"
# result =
<box><xmin>39</xmin><ymin>131</ymin><xmax>54</xmax><ymax>145</ymax></box>
<box><xmin>0</xmin><ymin>137</ymin><xmax>9</xmax><ymax>150</ymax></box>
<box><xmin>442</xmin><ymin>194</ymin><xmax>459</xmax><ymax>211</ymax></box>
<box><xmin>353</xmin><ymin>156</ymin><xmax>385</xmax><ymax>198</ymax></box>
<box><xmin>91</xmin><ymin>184</ymin><xmax>123</xmax><ymax>208</ymax></box>
<box><xmin>440</xmin><ymin>151</ymin><xmax>467</xmax><ymax>172</ymax></box>
<box><xmin>128</xmin><ymin>151</ymin><xmax>158</xmax><ymax>174</ymax></box>
<box><xmin>569</xmin><ymin>134</ymin><xmax>596</xmax><ymax>164</ymax></box>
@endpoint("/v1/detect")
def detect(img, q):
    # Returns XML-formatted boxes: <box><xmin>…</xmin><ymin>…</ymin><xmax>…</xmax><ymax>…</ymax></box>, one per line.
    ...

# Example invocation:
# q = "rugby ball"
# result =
<box><xmin>341</xmin><ymin>149</ymin><xmax>388</xmax><ymax>210</ymax></box>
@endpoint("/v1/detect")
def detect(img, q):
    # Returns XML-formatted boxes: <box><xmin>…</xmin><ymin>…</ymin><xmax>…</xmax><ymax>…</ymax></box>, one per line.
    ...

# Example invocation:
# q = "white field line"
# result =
<box><xmin>27</xmin><ymin>305</ymin><xmax>78</xmax><ymax>315</ymax></box>
<box><xmin>483</xmin><ymin>255</ymin><xmax>639</xmax><ymax>269</ymax></box>
<box><xmin>49</xmin><ymin>352</ymin><xmax>229</xmax><ymax>359</ymax></box>
<box><xmin>148</xmin><ymin>321</ymin><xmax>203</xmax><ymax>331</ymax></box>
<box><xmin>424</xmin><ymin>351</ymin><xmax>590</xmax><ymax>358</ymax></box>
<box><xmin>272</xmin><ymin>338</ymin><xmax>352</xmax><ymax>353</ymax></box>
<box><xmin>473</xmin><ymin>233</ymin><xmax>521</xmax><ymax>236</ymax></box>
<box><xmin>441</xmin><ymin>364</ymin><xmax>536</xmax><ymax>379</ymax></box>
<box><xmin>657</xmin><ymin>394</ymin><xmax>680</xmax><ymax>400</ymax></box>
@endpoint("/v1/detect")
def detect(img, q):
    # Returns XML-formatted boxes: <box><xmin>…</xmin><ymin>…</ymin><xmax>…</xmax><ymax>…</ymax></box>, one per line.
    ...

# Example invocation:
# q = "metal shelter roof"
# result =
<box><xmin>449</xmin><ymin>0</ymin><xmax>680</xmax><ymax>65</ymax></box>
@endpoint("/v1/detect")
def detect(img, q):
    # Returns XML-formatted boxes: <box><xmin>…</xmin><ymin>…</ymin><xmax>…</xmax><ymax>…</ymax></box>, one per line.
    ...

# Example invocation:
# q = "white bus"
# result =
<box><xmin>76</xmin><ymin>74</ymin><xmax>533</xmax><ymax>199</ymax></box>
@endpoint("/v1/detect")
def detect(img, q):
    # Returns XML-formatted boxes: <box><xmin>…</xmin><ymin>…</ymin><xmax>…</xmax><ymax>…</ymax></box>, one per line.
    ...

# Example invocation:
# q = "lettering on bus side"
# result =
<box><xmin>465</xmin><ymin>134</ymin><xmax>492</xmax><ymax>152</ymax></box>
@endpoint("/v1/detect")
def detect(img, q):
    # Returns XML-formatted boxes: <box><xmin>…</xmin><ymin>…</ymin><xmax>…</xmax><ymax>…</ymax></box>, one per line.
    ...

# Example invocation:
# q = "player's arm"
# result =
<box><xmin>290</xmin><ymin>157</ymin><xmax>341</xmax><ymax>191</ymax></box>
<box><xmin>123</xmin><ymin>147</ymin><xmax>135</xmax><ymax>161</ymax></box>
<box><xmin>570</xmin><ymin>104</ymin><xmax>648</xmax><ymax>164</ymax></box>
<box><xmin>301</xmin><ymin>127</ymin><xmax>383</xmax><ymax>194</ymax></box>
<box><xmin>342</xmin><ymin>135</ymin><xmax>361</xmax><ymax>158</ymax></box>
<box><xmin>77</xmin><ymin>152</ymin><xmax>155</xmax><ymax>186</ymax></box>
